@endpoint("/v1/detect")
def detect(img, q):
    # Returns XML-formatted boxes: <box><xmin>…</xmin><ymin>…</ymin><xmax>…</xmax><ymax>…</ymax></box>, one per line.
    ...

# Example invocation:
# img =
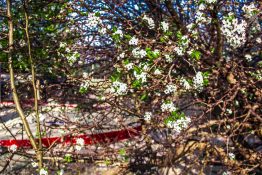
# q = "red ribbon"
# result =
<box><xmin>0</xmin><ymin>125</ymin><xmax>142</xmax><ymax>148</ymax></box>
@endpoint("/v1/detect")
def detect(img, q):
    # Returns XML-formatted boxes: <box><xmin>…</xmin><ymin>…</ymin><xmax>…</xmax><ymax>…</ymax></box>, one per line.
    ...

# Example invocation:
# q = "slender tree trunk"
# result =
<box><xmin>23</xmin><ymin>0</ymin><xmax>43</xmax><ymax>168</ymax></box>
<box><xmin>6</xmin><ymin>0</ymin><xmax>42</xmax><ymax>169</ymax></box>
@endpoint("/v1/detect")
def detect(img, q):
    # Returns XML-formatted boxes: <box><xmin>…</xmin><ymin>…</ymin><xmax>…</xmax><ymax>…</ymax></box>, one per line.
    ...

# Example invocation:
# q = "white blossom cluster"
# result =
<box><xmin>174</xmin><ymin>46</ymin><xmax>184</xmax><ymax>56</ymax></box>
<box><xmin>164</xmin><ymin>84</ymin><xmax>177</xmax><ymax>94</ymax></box>
<box><xmin>117</xmin><ymin>52</ymin><xmax>125</xmax><ymax>60</ymax></box>
<box><xmin>164</xmin><ymin>54</ymin><xmax>173</xmax><ymax>62</ymax></box>
<box><xmin>221</xmin><ymin>14</ymin><xmax>247</xmax><ymax>48</ymax></box>
<box><xmin>98</xmin><ymin>27</ymin><xmax>107</xmax><ymax>35</ymax></box>
<box><xmin>228</xmin><ymin>152</ymin><xmax>235</xmax><ymax>160</ymax></box>
<box><xmin>161</xmin><ymin>101</ymin><xmax>177</xmax><ymax>112</ymax></box>
<box><xmin>59</xmin><ymin>42</ymin><xmax>67</xmax><ymax>48</ymax></box>
<box><xmin>111</xmin><ymin>81</ymin><xmax>128</xmax><ymax>95</ymax></box>
<box><xmin>154</xmin><ymin>69</ymin><xmax>162</xmax><ymax>75</ymax></box>
<box><xmin>161</xmin><ymin>21</ymin><xmax>169</xmax><ymax>32</ymax></box>
<box><xmin>245</xmin><ymin>54</ymin><xmax>252</xmax><ymax>62</ymax></box>
<box><xmin>134</xmin><ymin>71</ymin><xmax>147</xmax><ymax>83</ymax></box>
<box><xmin>114</xmin><ymin>29</ymin><xmax>123</xmax><ymax>37</ymax></box>
<box><xmin>9</xmin><ymin>144</ymin><xmax>17</xmax><ymax>152</ymax></box>
<box><xmin>205</xmin><ymin>0</ymin><xmax>217</xmax><ymax>4</ymax></box>
<box><xmin>198</xmin><ymin>4</ymin><xmax>206</xmax><ymax>11</ymax></box>
<box><xmin>124</xmin><ymin>63</ymin><xmax>134</xmax><ymax>70</ymax></box>
<box><xmin>242</xmin><ymin>3</ymin><xmax>259</xmax><ymax>18</ymax></box>
<box><xmin>193</xmin><ymin>72</ymin><xmax>204</xmax><ymax>89</ymax></box>
<box><xmin>178</xmin><ymin>35</ymin><xmax>190</xmax><ymax>51</ymax></box>
<box><xmin>39</xmin><ymin>168</ymin><xmax>48</xmax><ymax>175</ymax></box>
<box><xmin>31</xmin><ymin>162</ymin><xmax>38</xmax><ymax>168</ymax></box>
<box><xmin>129</xmin><ymin>36</ymin><xmax>139</xmax><ymax>45</ymax></box>
<box><xmin>142</xmin><ymin>15</ymin><xmax>155</xmax><ymax>29</ymax></box>
<box><xmin>132</xmin><ymin>48</ymin><xmax>147</xmax><ymax>58</ymax></box>
<box><xmin>144</xmin><ymin>112</ymin><xmax>152</xmax><ymax>122</ymax></box>
<box><xmin>139</xmin><ymin>62</ymin><xmax>150</xmax><ymax>71</ymax></box>
<box><xmin>166</xmin><ymin>117</ymin><xmax>191</xmax><ymax>133</ymax></box>
<box><xmin>75</xmin><ymin>138</ymin><xmax>85</xmax><ymax>151</ymax></box>
<box><xmin>87</xmin><ymin>13</ymin><xmax>102</xmax><ymax>28</ymax></box>
<box><xmin>195</xmin><ymin>11</ymin><xmax>211</xmax><ymax>23</ymax></box>
<box><xmin>67</xmin><ymin>51</ymin><xmax>79</xmax><ymax>65</ymax></box>
<box><xmin>58</xmin><ymin>169</ymin><xmax>64</xmax><ymax>175</ymax></box>
<box><xmin>222</xmin><ymin>172</ymin><xmax>231</xmax><ymax>175</ymax></box>
<box><xmin>180</xmin><ymin>78</ymin><xmax>191</xmax><ymax>90</ymax></box>
<box><xmin>80</xmin><ymin>81</ymin><xmax>89</xmax><ymax>90</ymax></box>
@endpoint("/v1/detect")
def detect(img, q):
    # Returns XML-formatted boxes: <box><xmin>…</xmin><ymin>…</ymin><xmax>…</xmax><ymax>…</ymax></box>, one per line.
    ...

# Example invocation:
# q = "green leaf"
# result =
<box><xmin>176</xmin><ymin>31</ymin><xmax>182</xmax><ymax>39</ymax></box>
<box><xmin>110</xmin><ymin>71</ymin><xmax>121</xmax><ymax>82</ymax></box>
<box><xmin>79</xmin><ymin>87</ymin><xmax>88</xmax><ymax>94</ymax></box>
<box><xmin>203</xmin><ymin>79</ymin><xmax>209</xmax><ymax>86</ymax></box>
<box><xmin>123</xmin><ymin>59</ymin><xmax>129</xmax><ymax>65</ymax></box>
<box><xmin>132</xmin><ymin>80</ymin><xmax>142</xmax><ymax>88</ymax></box>
<box><xmin>64</xmin><ymin>154</ymin><xmax>73</xmax><ymax>163</ymax></box>
<box><xmin>140</xmin><ymin>93</ymin><xmax>148</xmax><ymax>101</ymax></box>
<box><xmin>112</xmin><ymin>26</ymin><xmax>117</xmax><ymax>33</ymax></box>
<box><xmin>191</xmin><ymin>50</ymin><xmax>201</xmax><ymax>60</ymax></box>
<box><xmin>133</xmin><ymin>66</ymin><xmax>141</xmax><ymax>74</ymax></box>
<box><xmin>160</xmin><ymin>37</ymin><xmax>166</xmax><ymax>43</ymax></box>
<box><xmin>95</xmin><ymin>12</ymin><xmax>100</xmax><ymax>17</ymax></box>
<box><xmin>119</xmin><ymin>148</ymin><xmax>126</xmax><ymax>156</ymax></box>
<box><xmin>124</xmin><ymin>34</ymin><xmax>132</xmax><ymax>40</ymax></box>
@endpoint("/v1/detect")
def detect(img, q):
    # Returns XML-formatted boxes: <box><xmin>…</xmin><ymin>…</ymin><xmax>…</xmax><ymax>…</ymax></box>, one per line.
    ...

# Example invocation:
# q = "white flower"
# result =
<box><xmin>221</xmin><ymin>15</ymin><xmax>247</xmax><ymax>48</ymax></box>
<box><xmin>242</xmin><ymin>3</ymin><xmax>258</xmax><ymax>18</ymax></box>
<box><xmin>139</xmin><ymin>50</ymin><xmax>147</xmax><ymax>58</ymax></box>
<box><xmin>129</xmin><ymin>36</ymin><xmax>138</xmax><ymax>45</ymax></box>
<box><xmin>39</xmin><ymin>168</ymin><xmax>48</xmax><ymax>175</ymax></box>
<box><xmin>87</xmin><ymin>13</ymin><xmax>102</xmax><ymax>28</ymax></box>
<box><xmin>161</xmin><ymin>21</ymin><xmax>169</xmax><ymax>32</ymax></box>
<box><xmin>9</xmin><ymin>144</ymin><xmax>17</xmax><ymax>152</ymax></box>
<box><xmin>164</xmin><ymin>84</ymin><xmax>177</xmax><ymax>94</ymax></box>
<box><xmin>154</xmin><ymin>69</ymin><xmax>162</xmax><ymax>75</ymax></box>
<box><xmin>59</xmin><ymin>42</ymin><xmax>67</xmax><ymax>48</ymax></box>
<box><xmin>174</xmin><ymin>47</ymin><xmax>184</xmax><ymax>56</ymax></box>
<box><xmin>153</xmin><ymin>49</ymin><xmax>160</xmax><ymax>55</ymax></box>
<box><xmin>76</xmin><ymin>138</ymin><xmax>85</xmax><ymax>146</ymax></box>
<box><xmin>142</xmin><ymin>15</ymin><xmax>155</xmax><ymax>29</ymax></box>
<box><xmin>186</xmin><ymin>23</ymin><xmax>194</xmax><ymax>31</ymax></box>
<box><xmin>134</xmin><ymin>71</ymin><xmax>147</xmax><ymax>83</ymax></box>
<box><xmin>58</xmin><ymin>169</ymin><xmax>64</xmax><ymax>175</ymax></box>
<box><xmin>75</xmin><ymin>138</ymin><xmax>85</xmax><ymax>151</ymax></box>
<box><xmin>83</xmin><ymin>72</ymin><xmax>89</xmax><ymax>78</ymax></box>
<box><xmin>114</xmin><ymin>29</ymin><xmax>123</xmax><ymax>37</ymax></box>
<box><xmin>31</xmin><ymin>162</ymin><xmax>38</xmax><ymax>167</ymax></box>
<box><xmin>164</xmin><ymin>54</ymin><xmax>173</xmax><ymax>63</ymax></box>
<box><xmin>117</xmin><ymin>52</ymin><xmax>125</xmax><ymax>60</ymax></box>
<box><xmin>111</xmin><ymin>81</ymin><xmax>128</xmax><ymax>95</ymax></box>
<box><xmin>132</xmin><ymin>48</ymin><xmax>146</xmax><ymax>58</ymax></box>
<box><xmin>161</xmin><ymin>102</ymin><xmax>176</xmax><ymax>113</ymax></box>
<box><xmin>80</xmin><ymin>81</ymin><xmax>89</xmax><ymax>90</ymax></box>
<box><xmin>193</xmin><ymin>72</ymin><xmax>204</xmax><ymax>90</ymax></box>
<box><xmin>228</xmin><ymin>152</ymin><xmax>235</xmax><ymax>160</ymax></box>
<box><xmin>166</xmin><ymin>116</ymin><xmax>191</xmax><ymax>133</ymax></box>
<box><xmin>205</xmin><ymin>0</ymin><xmax>216</xmax><ymax>4</ymax></box>
<box><xmin>67</xmin><ymin>51</ymin><xmax>80</xmax><ymax>65</ymax></box>
<box><xmin>256</xmin><ymin>37</ymin><xmax>261</xmax><ymax>44</ymax></box>
<box><xmin>99</xmin><ymin>27</ymin><xmax>107</xmax><ymax>35</ymax></box>
<box><xmin>198</xmin><ymin>4</ymin><xmax>206</xmax><ymax>11</ymax></box>
<box><xmin>125</xmin><ymin>63</ymin><xmax>134</xmax><ymax>70</ymax></box>
<box><xmin>180</xmin><ymin>78</ymin><xmax>191</xmax><ymax>90</ymax></box>
<box><xmin>245</xmin><ymin>54</ymin><xmax>252</xmax><ymax>62</ymax></box>
<box><xmin>144</xmin><ymin>112</ymin><xmax>152</xmax><ymax>122</ymax></box>
<box><xmin>140</xmin><ymin>63</ymin><xmax>150</xmax><ymax>71</ymax></box>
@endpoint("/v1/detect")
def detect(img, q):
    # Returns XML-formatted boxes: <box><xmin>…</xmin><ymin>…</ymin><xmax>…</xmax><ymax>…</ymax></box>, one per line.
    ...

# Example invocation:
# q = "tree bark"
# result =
<box><xmin>7</xmin><ymin>0</ymin><xmax>42</xmax><ymax>168</ymax></box>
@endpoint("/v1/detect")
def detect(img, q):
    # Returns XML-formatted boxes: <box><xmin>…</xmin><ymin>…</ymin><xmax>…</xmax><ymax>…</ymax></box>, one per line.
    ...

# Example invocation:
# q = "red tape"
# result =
<box><xmin>0</xmin><ymin>126</ymin><xmax>142</xmax><ymax>148</ymax></box>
